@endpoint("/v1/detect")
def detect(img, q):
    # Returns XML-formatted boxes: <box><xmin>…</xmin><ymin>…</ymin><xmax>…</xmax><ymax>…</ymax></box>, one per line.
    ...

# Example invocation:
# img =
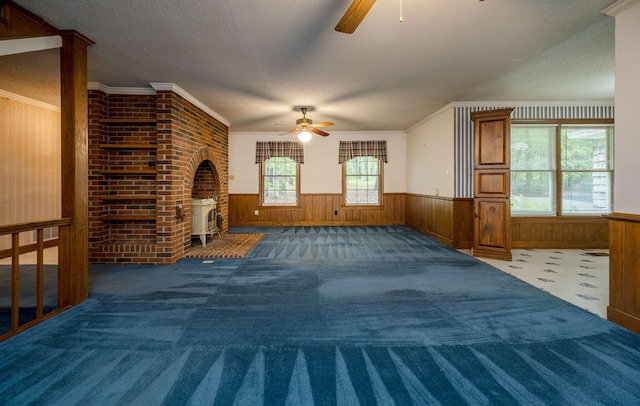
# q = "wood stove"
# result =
<box><xmin>191</xmin><ymin>198</ymin><xmax>220</xmax><ymax>247</ymax></box>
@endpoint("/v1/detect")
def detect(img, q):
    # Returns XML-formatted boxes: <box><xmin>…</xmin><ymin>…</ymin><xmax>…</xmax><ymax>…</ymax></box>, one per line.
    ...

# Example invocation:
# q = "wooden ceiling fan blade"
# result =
<box><xmin>312</xmin><ymin>121</ymin><xmax>334</xmax><ymax>127</ymax></box>
<box><xmin>335</xmin><ymin>0</ymin><xmax>376</xmax><ymax>34</ymax></box>
<box><xmin>279</xmin><ymin>129</ymin><xmax>298</xmax><ymax>136</ymax></box>
<box><xmin>310</xmin><ymin>128</ymin><xmax>330</xmax><ymax>137</ymax></box>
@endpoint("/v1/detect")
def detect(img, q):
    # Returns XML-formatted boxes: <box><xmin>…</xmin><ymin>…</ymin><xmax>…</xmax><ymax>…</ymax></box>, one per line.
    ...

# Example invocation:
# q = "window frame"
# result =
<box><xmin>342</xmin><ymin>155</ymin><xmax>384</xmax><ymax>207</ymax></box>
<box><xmin>511</xmin><ymin>119</ymin><xmax>614</xmax><ymax>217</ymax></box>
<box><xmin>259</xmin><ymin>156</ymin><xmax>301</xmax><ymax>207</ymax></box>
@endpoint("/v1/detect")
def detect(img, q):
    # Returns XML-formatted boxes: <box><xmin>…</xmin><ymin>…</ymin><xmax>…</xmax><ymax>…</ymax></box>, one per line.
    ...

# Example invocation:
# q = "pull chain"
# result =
<box><xmin>400</xmin><ymin>0</ymin><xmax>403</xmax><ymax>22</ymax></box>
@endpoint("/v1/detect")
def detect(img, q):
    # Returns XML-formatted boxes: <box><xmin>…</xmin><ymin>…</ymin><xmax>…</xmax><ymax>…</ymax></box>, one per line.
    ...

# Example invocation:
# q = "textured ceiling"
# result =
<box><xmin>5</xmin><ymin>0</ymin><xmax>615</xmax><ymax>131</ymax></box>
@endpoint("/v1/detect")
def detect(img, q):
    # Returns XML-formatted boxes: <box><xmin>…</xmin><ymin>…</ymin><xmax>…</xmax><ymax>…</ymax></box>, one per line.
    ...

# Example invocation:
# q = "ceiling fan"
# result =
<box><xmin>335</xmin><ymin>0</ymin><xmax>376</xmax><ymax>34</ymax></box>
<box><xmin>281</xmin><ymin>107</ymin><xmax>334</xmax><ymax>142</ymax></box>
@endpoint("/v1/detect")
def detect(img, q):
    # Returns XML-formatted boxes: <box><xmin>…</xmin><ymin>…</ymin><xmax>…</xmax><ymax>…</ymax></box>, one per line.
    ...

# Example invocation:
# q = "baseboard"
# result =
<box><xmin>607</xmin><ymin>306</ymin><xmax>640</xmax><ymax>335</ymax></box>
<box><xmin>229</xmin><ymin>221</ymin><xmax>404</xmax><ymax>227</ymax></box>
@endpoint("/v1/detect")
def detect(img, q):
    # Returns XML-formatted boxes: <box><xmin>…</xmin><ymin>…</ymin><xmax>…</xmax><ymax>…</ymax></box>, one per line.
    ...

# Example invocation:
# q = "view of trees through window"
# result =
<box><xmin>511</xmin><ymin>124</ymin><xmax>613</xmax><ymax>215</ymax></box>
<box><xmin>344</xmin><ymin>156</ymin><xmax>381</xmax><ymax>205</ymax></box>
<box><xmin>262</xmin><ymin>157</ymin><xmax>297</xmax><ymax>205</ymax></box>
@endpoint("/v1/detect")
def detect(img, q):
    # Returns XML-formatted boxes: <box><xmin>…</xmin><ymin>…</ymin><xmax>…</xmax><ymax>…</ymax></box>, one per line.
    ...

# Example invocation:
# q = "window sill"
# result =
<box><xmin>259</xmin><ymin>204</ymin><xmax>302</xmax><ymax>209</ymax></box>
<box><xmin>342</xmin><ymin>204</ymin><xmax>384</xmax><ymax>210</ymax></box>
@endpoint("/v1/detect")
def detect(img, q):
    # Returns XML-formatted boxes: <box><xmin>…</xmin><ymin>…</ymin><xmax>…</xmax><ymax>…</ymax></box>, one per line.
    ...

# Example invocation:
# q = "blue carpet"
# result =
<box><xmin>1</xmin><ymin>226</ymin><xmax>639</xmax><ymax>405</ymax></box>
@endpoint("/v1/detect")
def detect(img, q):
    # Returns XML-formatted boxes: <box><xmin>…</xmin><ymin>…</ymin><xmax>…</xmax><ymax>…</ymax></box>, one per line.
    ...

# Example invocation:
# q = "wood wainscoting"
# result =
<box><xmin>405</xmin><ymin>194</ymin><xmax>474</xmax><ymax>248</ymax></box>
<box><xmin>511</xmin><ymin>216</ymin><xmax>608</xmax><ymax>249</ymax></box>
<box><xmin>606</xmin><ymin>212</ymin><xmax>640</xmax><ymax>334</ymax></box>
<box><xmin>229</xmin><ymin>193</ymin><xmax>405</xmax><ymax>226</ymax></box>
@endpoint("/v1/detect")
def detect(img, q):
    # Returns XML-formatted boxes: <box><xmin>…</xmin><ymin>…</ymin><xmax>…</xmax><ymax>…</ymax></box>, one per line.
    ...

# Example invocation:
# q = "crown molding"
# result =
<box><xmin>602</xmin><ymin>0</ymin><xmax>640</xmax><ymax>16</ymax></box>
<box><xmin>0</xmin><ymin>89</ymin><xmax>60</xmax><ymax>112</ymax></box>
<box><xmin>229</xmin><ymin>130</ymin><xmax>405</xmax><ymax>137</ymax></box>
<box><xmin>88</xmin><ymin>82</ymin><xmax>230</xmax><ymax>126</ymax></box>
<box><xmin>87</xmin><ymin>82</ymin><xmax>155</xmax><ymax>95</ymax></box>
<box><xmin>451</xmin><ymin>100</ymin><xmax>614</xmax><ymax>108</ymax></box>
<box><xmin>0</xmin><ymin>35</ymin><xmax>62</xmax><ymax>57</ymax></box>
<box><xmin>405</xmin><ymin>100</ymin><xmax>615</xmax><ymax>132</ymax></box>
<box><xmin>150</xmin><ymin>82</ymin><xmax>230</xmax><ymax>126</ymax></box>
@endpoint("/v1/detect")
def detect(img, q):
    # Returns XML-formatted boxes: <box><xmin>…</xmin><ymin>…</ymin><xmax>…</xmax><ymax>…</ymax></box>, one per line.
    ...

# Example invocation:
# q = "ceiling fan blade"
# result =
<box><xmin>335</xmin><ymin>0</ymin><xmax>376</xmax><ymax>34</ymax></box>
<box><xmin>312</xmin><ymin>121</ymin><xmax>334</xmax><ymax>127</ymax></box>
<box><xmin>310</xmin><ymin>127</ymin><xmax>330</xmax><ymax>137</ymax></box>
<box><xmin>279</xmin><ymin>129</ymin><xmax>298</xmax><ymax>136</ymax></box>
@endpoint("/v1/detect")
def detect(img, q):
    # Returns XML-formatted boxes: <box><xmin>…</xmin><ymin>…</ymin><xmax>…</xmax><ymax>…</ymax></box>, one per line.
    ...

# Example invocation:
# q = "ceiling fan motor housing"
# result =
<box><xmin>296</xmin><ymin>118</ymin><xmax>313</xmax><ymax>127</ymax></box>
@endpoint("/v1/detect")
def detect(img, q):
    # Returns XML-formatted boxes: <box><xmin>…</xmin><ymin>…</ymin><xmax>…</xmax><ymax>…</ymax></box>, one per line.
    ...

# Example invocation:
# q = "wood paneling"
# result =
<box><xmin>606</xmin><ymin>212</ymin><xmax>640</xmax><ymax>334</ymax></box>
<box><xmin>229</xmin><ymin>193</ymin><xmax>405</xmax><ymax>226</ymax></box>
<box><xmin>0</xmin><ymin>97</ymin><xmax>61</xmax><ymax>251</ymax></box>
<box><xmin>0</xmin><ymin>2</ymin><xmax>59</xmax><ymax>39</ymax></box>
<box><xmin>404</xmin><ymin>194</ymin><xmax>473</xmax><ymax>248</ymax></box>
<box><xmin>511</xmin><ymin>216</ymin><xmax>608</xmax><ymax>248</ymax></box>
<box><xmin>1</xmin><ymin>3</ymin><xmax>92</xmax><ymax>339</ymax></box>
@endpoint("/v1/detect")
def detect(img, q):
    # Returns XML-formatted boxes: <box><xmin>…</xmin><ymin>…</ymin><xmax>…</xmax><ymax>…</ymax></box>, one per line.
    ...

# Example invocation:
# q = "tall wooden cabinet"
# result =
<box><xmin>471</xmin><ymin>108</ymin><xmax>514</xmax><ymax>261</ymax></box>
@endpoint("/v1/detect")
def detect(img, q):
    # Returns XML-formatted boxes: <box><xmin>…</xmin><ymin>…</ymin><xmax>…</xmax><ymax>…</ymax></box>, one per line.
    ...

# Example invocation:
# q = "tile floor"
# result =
<box><xmin>461</xmin><ymin>248</ymin><xmax>609</xmax><ymax>318</ymax></box>
<box><xmin>2</xmin><ymin>245</ymin><xmax>609</xmax><ymax>318</ymax></box>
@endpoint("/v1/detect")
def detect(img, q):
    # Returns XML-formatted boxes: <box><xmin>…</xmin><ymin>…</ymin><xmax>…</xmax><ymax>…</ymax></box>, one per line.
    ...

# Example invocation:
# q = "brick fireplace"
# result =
<box><xmin>88</xmin><ymin>84</ymin><xmax>229</xmax><ymax>264</ymax></box>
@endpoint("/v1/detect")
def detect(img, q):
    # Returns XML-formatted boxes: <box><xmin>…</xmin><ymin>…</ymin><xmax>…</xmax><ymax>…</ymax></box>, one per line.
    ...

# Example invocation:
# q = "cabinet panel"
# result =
<box><xmin>474</xmin><ymin>199</ymin><xmax>509</xmax><ymax>250</ymax></box>
<box><xmin>475</xmin><ymin>118</ymin><xmax>510</xmax><ymax>168</ymax></box>
<box><xmin>474</xmin><ymin>170</ymin><xmax>509</xmax><ymax>197</ymax></box>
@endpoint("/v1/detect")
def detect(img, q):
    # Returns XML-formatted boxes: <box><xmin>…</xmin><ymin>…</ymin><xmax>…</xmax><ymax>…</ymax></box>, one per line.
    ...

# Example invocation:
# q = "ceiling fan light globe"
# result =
<box><xmin>298</xmin><ymin>131</ymin><xmax>312</xmax><ymax>142</ymax></box>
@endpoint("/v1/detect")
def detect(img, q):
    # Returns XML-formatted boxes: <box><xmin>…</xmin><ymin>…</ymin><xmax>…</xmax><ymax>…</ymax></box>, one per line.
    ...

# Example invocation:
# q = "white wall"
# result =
<box><xmin>228</xmin><ymin>131</ymin><xmax>406</xmax><ymax>194</ymax></box>
<box><xmin>611</xmin><ymin>2</ymin><xmax>640</xmax><ymax>215</ymax></box>
<box><xmin>405</xmin><ymin>105</ymin><xmax>455</xmax><ymax>197</ymax></box>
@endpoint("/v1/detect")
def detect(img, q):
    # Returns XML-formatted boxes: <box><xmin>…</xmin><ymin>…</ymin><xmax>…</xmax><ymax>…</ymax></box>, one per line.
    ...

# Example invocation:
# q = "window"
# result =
<box><xmin>255</xmin><ymin>141</ymin><xmax>304</xmax><ymax>206</ymax></box>
<box><xmin>338</xmin><ymin>140</ymin><xmax>387</xmax><ymax>206</ymax></box>
<box><xmin>261</xmin><ymin>157</ymin><xmax>299</xmax><ymax>206</ymax></box>
<box><xmin>511</xmin><ymin>126</ymin><xmax>556</xmax><ymax>215</ymax></box>
<box><xmin>561</xmin><ymin>126</ymin><xmax>614</xmax><ymax>214</ymax></box>
<box><xmin>511</xmin><ymin>123</ymin><xmax>613</xmax><ymax>216</ymax></box>
<box><xmin>343</xmin><ymin>156</ymin><xmax>383</xmax><ymax>205</ymax></box>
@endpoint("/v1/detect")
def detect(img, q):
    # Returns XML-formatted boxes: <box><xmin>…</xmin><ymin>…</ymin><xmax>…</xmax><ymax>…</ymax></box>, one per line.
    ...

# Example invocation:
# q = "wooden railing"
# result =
<box><xmin>0</xmin><ymin>218</ymin><xmax>71</xmax><ymax>342</ymax></box>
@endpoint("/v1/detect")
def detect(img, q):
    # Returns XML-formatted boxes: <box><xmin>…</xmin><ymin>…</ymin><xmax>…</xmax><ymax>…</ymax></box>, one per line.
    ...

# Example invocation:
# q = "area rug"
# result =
<box><xmin>185</xmin><ymin>233</ymin><xmax>264</xmax><ymax>258</ymax></box>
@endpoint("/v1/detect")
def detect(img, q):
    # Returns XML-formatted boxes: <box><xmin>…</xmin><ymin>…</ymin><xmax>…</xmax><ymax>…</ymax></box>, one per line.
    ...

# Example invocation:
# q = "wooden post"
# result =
<box><xmin>59</xmin><ymin>30</ymin><xmax>94</xmax><ymax>306</ymax></box>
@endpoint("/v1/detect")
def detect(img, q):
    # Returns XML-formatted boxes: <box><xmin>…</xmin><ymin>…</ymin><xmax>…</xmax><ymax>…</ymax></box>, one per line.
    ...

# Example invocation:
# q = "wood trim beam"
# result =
<box><xmin>0</xmin><ymin>1</ymin><xmax>59</xmax><ymax>39</ymax></box>
<box><xmin>60</xmin><ymin>30</ymin><xmax>93</xmax><ymax>306</ymax></box>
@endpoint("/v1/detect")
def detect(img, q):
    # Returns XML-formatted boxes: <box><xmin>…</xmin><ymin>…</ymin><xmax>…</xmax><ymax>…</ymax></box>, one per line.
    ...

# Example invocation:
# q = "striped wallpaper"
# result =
<box><xmin>453</xmin><ymin>103</ymin><xmax>615</xmax><ymax>198</ymax></box>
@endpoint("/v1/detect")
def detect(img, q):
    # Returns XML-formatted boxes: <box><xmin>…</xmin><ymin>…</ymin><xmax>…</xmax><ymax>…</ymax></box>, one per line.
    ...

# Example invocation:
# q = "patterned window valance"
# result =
<box><xmin>255</xmin><ymin>141</ymin><xmax>304</xmax><ymax>164</ymax></box>
<box><xmin>338</xmin><ymin>140</ymin><xmax>388</xmax><ymax>164</ymax></box>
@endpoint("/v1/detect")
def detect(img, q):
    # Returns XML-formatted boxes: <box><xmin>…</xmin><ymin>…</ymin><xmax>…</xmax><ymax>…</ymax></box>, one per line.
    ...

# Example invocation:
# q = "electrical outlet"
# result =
<box><xmin>254</xmin><ymin>210</ymin><xmax>259</xmax><ymax>216</ymax></box>
<box><xmin>334</xmin><ymin>210</ymin><xmax>338</xmax><ymax>215</ymax></box>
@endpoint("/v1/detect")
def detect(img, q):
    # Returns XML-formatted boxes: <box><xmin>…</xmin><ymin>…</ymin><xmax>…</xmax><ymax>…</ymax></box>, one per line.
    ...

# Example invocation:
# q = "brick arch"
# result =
<box><xmin>184</xmin><ymin>146</ymin><xmax>223</xmax><ymax>192</ymax></box>
<box><xmin>181</xmin><ymin>147</ymin><xmax>227</xmax><ymax>252</ymax></box>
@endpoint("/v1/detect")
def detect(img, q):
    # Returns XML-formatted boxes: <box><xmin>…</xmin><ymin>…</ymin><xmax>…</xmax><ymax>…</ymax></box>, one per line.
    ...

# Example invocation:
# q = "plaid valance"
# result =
<box><xmin>338</xmin><ymin>140</ymin><xmax>388</xmax><ymax>164</ymax></box>
<box><xmin>255</xmin><ymin>141</ymin><xmax>304</xmax><ymax>164</ymax></box>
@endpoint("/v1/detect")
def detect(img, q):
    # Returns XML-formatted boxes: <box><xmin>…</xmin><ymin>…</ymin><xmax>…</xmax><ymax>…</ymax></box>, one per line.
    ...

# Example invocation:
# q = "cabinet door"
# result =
<box><xmin>471</xmin><ymin>108</ymin><xmax>513</xmax><ymax>261</ymax></box>
<box><xmin>474</xmin><ymin>199</ymin><xmax>511</xmax><ymax>256</ymax></box>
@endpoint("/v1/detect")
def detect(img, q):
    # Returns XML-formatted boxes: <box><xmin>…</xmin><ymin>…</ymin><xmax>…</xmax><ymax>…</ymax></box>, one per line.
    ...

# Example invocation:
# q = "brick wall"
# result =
<box><xmin>192</xmin><ymin>162</ymin><xmax>218</xmax><ymax>199</ymax></box>
<box><xmin>88</xmin><ymin>89</ymin><xmax>228</xmax><ymax>264</ymax></box>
